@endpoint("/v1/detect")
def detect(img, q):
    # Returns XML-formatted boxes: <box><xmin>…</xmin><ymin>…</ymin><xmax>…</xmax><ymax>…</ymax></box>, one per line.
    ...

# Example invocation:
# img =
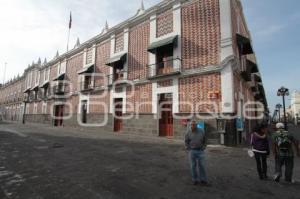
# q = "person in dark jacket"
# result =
<box><xmin>185</xmin><ymin>120</ymin><xmax>207</xmax><ymax>185</ymax></box>
<box><xmin>251</xmin><ymin>124</ymin><xmax>270</xmax><ymax>180</ymax></box>
<box><xmin>272</xmin><ymin>123</ymin><xmax>300</xmax><ymax>183</ymax></box>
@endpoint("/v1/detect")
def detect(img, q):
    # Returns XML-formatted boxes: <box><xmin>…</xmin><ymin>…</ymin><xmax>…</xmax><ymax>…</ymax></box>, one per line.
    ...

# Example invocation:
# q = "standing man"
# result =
<box><xmin>273</xmin><ymin>123</ymin><xmax>300</xmax><ymax>183</ymax></box>
<box><xmin>185</xmin><ymin>120</ymin><xmax>208</xmax><ymax>185</ymax></box>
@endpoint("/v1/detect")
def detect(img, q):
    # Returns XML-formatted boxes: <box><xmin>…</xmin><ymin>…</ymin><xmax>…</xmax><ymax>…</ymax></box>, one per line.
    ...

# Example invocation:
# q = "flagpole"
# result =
<box><xmin>67</xmin><ymin>12</ymin><xmax>72</xmax><ymax>52</ymax></box>
<box><xmin>67</xmin><ymin>28</ymin><xmax>70</xmax><ymax>52</ymax></box>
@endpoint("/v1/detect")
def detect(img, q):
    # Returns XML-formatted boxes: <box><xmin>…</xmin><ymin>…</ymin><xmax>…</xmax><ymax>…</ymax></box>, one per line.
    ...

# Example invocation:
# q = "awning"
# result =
<box><xmin>258</xmin><ymin>84</ymin><xmax>265</xmax><ymax>95</ymax></box>
<box><xmin>251</xmin><ymin>86</ymin><xmax>257</xmax><ymax>92</ymax></box>
<box><xmin>147</xmin><ymin>35</ymin><xmax>178</xmax><ymax>53</ymax></box>
<box><xmin>237</xmin><ymin>34</ymin><xmax>253</xmax><ymax>55</ymax></box>
<box><xmin>77</xmin><ymin>64</ymin><xmax>95</xmax><ymax>75</ymax></box>
<box><xmin>246</xmin><ymin>60</ymin><xmax>259</xmax><ymax>73</ymax></box>
<box><xmin>240</xmin><ymin>71</ymin><xmax>251</xmax><ymax>82</ymax></box>
<box><xmin>23</xmin><ymin>88</ymin><xmax>31</xmax><ymax>93</ymax></box>
<box><xmin>53</xmin><ymin>73</ymin><xmax>65</xmax><ymax>81</ymax></box>
<box><xmin>253</xmin><ymin>73</ymin><xmax>262</xmax><ymax>82</ymax></box>
<box><xmin>254</xmin><ymin>93</ymin><xmax>263</xmax><ymax>100</ymax></box>
<box><xmin>31</xmin><ymin>85</ymin><xmax>39</xmax><ymax>91</ymax></box>
<box><xmin>40</xmin><ymin>81</ymin><xmax>50</xmax><ymax>88</ymax></box>
<box><xmin>106</xmin><ymin>53</ymin><xmax>127</xmax><ymax>67</ymax></box>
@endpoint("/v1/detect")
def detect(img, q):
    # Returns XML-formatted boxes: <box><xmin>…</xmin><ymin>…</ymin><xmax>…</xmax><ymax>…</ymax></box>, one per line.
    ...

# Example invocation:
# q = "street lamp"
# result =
<box><xmin>274</xmin><ymin>109</ymin><xmax>279</xmax><ymax>123</ymax></box>
<box><xmin>276</xmin><ymin>104</ymin><xmax>282</xmax><ymax>122</ymax></box>
<box><xmin>277</xmin><ymin>86</ymin><xmax>289</xmax><ymax>130</ymax></box>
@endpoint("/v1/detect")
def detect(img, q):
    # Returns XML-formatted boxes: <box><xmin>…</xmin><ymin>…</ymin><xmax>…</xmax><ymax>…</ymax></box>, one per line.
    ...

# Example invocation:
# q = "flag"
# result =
<box><xmin>69</xmin><ymin>12</ymin><xmax>72</xmax><ymax>29</ymax></box>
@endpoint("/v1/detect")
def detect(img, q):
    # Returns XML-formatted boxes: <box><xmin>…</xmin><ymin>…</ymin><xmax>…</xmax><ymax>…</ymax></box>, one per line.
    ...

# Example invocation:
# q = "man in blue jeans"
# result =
<box><xmin>185</xmin><ymin>120</ymin><xmax>208</xmax><ymax>185</ymax></box>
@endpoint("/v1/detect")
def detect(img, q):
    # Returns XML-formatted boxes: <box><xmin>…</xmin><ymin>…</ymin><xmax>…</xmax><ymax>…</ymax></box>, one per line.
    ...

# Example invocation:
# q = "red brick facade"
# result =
<box><xmin>95</xmin><ymin>41</ymin><xmax>111</xmax><ymax>87</ymax></box>
<box><xmin>0</xmin><ymin>0</ymin><xmax>266</xmax><ymax>145</ymax></box>
<box><xmin>126</xmin><ymin>83</ymin><xmax>152</xmax><ymax>113</ymax></box>
<box><xmin>66</xmin><ymin>53</ymin><xmax>84</xmax><ymax>93</ymax></box>
<box><xmin>128</xmin><ymin>21</ymin><xmax>150</xmax><ymax>80</ymax></box>
<box><xmin>115</xmin><ymin>33</ymin><xmax>124</xmax><ymax>53</ymax></box>
<box><xmin>156</xmin><ymin>9</ymin><xmax>173</xmax><ymax>38</ymax></box>
<box><xmin>179</xmin><ymin>73</ymin><xmax>221</xmax><ymax>113</ymax></box>
<box><xmin>181</xmin><ymin>0</ymin><xmax>220</xmax><ymax>69</ymax></box>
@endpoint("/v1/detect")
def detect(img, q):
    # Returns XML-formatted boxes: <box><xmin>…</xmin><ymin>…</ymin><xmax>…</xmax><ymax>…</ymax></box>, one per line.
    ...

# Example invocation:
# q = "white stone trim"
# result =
<box><xmin>79</xmin><ymin>94</ymin><xmax>90</xmax><ymax>114</ymax></box>
<box><xmin>148</xmin><ymin>3</ymin><xmax>182</xmax><ymax>76</ymax></box>
<box><xmin>109</xmin><ymin>29</ymin><xmax>129</xmax><ymax>79</ymax></box>
<box><xmin>220</xmin><ymin>0</ymin><xmax>234</xmax><ymax>61</ymax></box>
<box><xmin>33</xmin><ymin>103</ymin><xmax>37</xmax><ymax>114</ymax></box>
<box><xmin>60</xmin><ymin>60</ymin><xmax>67</xmax><ymax>75</ymax></box>
<box><xmin>149</xmin><ymin>14</ymin><xmax>157</xmax><ymax>43</ymax></box>
<box><xmin>42</xmin><ymin>102</ymin><xmax>47</xmax><ymax>114</ymax></box>
<box><xmin>152</xmin><ymin>78</ymin><xmax>179</xmax><ymax>114</ymax></box>
<box><xmin>221</xmin><ymin>62</ymin><xmax>234</xmax><ymax>113</ymax></box>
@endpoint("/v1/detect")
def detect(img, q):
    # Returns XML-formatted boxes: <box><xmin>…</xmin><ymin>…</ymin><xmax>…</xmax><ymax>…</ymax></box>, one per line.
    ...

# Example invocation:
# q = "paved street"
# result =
<box><xmin>0</xmin><ymin>122</ymin><xmax>300</xmax><ymax>199</ymax></box>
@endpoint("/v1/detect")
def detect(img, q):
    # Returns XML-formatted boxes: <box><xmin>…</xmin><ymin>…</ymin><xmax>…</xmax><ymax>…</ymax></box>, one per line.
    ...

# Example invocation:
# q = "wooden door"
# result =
<box><xmin>114</xmin><ymin>98</ymin><xmax>123</xmax><ymax>132</ymax></box>
<box><xmin>159</xmin><ymin>94</ymin><xmax>173</xmax><ymax>137</ymax></box>
<box><xmin>54</xmin><ymin>105</ymin><xmax>64</xmax><ymax>127</ymax></box>
<box><xmin>81</xmin><ymin>101</ymin><xmax>87</xmax><ymax>124</ymax></box>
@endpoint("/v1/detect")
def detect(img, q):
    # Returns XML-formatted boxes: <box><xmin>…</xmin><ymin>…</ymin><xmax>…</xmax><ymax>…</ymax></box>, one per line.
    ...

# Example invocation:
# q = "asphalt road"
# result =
<box><xmin>0</xmin><ymin>122</ymin><xmax>300</xmax><ymax>199</ymax></box>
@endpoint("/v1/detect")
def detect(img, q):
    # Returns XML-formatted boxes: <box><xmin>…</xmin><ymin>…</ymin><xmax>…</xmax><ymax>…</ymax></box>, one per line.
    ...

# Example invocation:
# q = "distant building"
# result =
<box><xmin>0</xmin><ymin>0</ymin><xmax>268</xmax><ymax>146</ymax></box>
<box><xmin>290</xmin><ymin>91</ymin><xmax>300</xmax><ymax>121</ymax></box>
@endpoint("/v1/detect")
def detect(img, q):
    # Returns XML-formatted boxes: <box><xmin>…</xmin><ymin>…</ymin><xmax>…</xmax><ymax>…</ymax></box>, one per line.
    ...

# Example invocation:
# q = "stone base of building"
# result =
<box><xmin>22</xmin><ymin>113</ymin><xmax>227</xmax><ymax>144</ymax></box>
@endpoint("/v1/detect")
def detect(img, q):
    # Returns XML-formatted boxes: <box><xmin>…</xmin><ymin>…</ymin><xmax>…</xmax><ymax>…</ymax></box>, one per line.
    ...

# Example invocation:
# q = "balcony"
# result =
<box><xmin>80</xmin><ymin>81</ymin><xmax>94</xmax><ymax>91</ymax></box>
<box><xmin>236</xmin><ymin>33</ymin><xmax>253</xmax><ymax>55</ymax></box>
<box><xmin>107</xmin><ymin>70</ymin><xmax>127</xmax><ymax>86</ymax></box>
<box><xmin>239</xmin><ymin>57</ymin><xmax>251</xmax><ymax>82</ymax></box>
<box><xmin>53</xmin><ymin>83</ymin><xmax>65</xmax><ymax>95</ymax></box>
<box><xmin>147</xmin><ymin>58</ymin><xmax>181</xmax><ymax>79</ymax></box>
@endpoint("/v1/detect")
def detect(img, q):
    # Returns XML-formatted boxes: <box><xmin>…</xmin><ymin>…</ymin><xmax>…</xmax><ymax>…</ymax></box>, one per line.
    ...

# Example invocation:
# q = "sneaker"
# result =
<box><xmin>192</xmin><ymin>181</ymin><xmax>198</xmax><ymax>186</ymax></box>
<box><xmin>273</xmin><ymin>174</ymin><xmax>280</xmax><ymax>182</ymax></box>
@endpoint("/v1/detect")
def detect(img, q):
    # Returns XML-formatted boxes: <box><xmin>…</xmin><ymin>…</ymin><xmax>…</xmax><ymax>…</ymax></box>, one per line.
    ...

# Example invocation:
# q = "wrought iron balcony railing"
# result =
<box><xmin>107</xmin><ymin>70</ymin><xmax>127</xmax><ymax>85</ymax></box>
<box><xmin>79</xmin><ymin>81</ymin><xmax>94</xmax><ymax>91</ymax></box>
<box><xmin>53</xmin><ymin>84</ymin><xmax>65</xmax><ymax>95</ymax></box>
<box><xmin>147</xmin><ymin>58</ymin><xmax>181</xmax><ymax>79</ymax></box>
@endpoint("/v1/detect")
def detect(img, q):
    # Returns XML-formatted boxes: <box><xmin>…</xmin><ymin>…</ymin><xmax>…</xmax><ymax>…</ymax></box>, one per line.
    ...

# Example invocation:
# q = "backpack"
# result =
<box><xmin>275</xmin><ymin>131</ymin><xmax>291</xmax><ymax>151</ymax></box>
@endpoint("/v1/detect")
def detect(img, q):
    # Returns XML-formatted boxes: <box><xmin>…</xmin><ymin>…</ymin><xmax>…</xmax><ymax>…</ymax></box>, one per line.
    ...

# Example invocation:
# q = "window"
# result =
<box><xmin>113</xmin><ymin>62</ymin><xmax>125</xmax><ymax>81</ymax></box>
<box><xmin>156</xmin><ymin>45</ymin><xmax>173</xmax><ymax>75</ymax></box>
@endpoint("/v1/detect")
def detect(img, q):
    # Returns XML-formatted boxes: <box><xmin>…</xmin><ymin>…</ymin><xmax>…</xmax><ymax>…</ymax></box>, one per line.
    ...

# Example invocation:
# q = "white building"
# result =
<box><xmin>290</xmin><ymin>91</ymin><xmax>300</xmax><ymax>120</ymax></box>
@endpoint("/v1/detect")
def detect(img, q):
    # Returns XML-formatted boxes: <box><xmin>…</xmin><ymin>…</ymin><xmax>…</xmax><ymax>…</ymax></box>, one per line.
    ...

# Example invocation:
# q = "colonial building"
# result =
<box><xmin>290</xmin><ymin>91</ymin><xmax>300</xmax><ymax>123</ymax></box>
<box><xmin>0</xmin><ymin>0</ymin><xmax>268</xmax><ymax>145</ymax></box>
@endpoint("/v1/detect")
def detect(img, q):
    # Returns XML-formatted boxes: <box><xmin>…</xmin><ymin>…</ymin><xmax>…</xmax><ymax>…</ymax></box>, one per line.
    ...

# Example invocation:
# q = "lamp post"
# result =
<box><xmin>276</xmin><ymin>104</ymin><xmax>282</xmax><ymax>122</ymax></box>
<box><xmin>274</xmin><ymin>108</ymin><xmax>279</xmax><ymax>122</ymax></box>
<box><xmin>277</xmin><ymin>87</ymin><xmax>289</xmax><ymax>130</ymax></box>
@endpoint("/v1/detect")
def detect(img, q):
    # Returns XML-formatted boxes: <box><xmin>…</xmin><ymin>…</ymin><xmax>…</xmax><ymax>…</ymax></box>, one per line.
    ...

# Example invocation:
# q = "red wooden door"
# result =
<box><xmin>159</xmin><ymin>94</ymin><xmax>173</xmax><ymax>137</ymax></box>
<box><xmin>54</xmin><ymin>105</ymin><xmax>64</xmax><ymax>127</ymax></box>
<box><xmin>114</xmin><ymin>99</ymin><xmax>123</xmax><ymax>132</ymax></box>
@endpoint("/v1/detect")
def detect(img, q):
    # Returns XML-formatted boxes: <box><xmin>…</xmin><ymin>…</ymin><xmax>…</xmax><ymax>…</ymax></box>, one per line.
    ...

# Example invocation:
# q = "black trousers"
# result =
<box><xmin>275</xmin><ymin>156</ymin><xmax>294</xmax><ymax>182</ymax></box>
<box><xmin>254</xmin><ymin>152</ymin><xmax>267</xmax><ymax>179</ymax></box>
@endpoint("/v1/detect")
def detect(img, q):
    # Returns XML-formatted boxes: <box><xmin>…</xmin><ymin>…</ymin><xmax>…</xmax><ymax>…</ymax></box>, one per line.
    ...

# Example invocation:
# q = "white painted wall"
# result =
<box><xmin>220</xmin><ymin>0</ymin><xmax>235</xmax><ymax>113</ymax></box>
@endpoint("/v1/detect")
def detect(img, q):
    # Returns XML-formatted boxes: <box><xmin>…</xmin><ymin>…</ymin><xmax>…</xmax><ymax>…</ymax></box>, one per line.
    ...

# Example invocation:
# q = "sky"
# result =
<box><xmin>0</xmin><ymin>0</ymin><xmax>299</xmax><ymax>113</ymax></box>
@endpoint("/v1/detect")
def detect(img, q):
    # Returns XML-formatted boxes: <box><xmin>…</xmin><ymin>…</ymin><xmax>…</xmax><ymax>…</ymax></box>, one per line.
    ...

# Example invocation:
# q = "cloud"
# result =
<box><xmin>255</xmin><ymin>24</ymin><xmax>285</xmax><ymax>37</ymax></box>
<box><xmin>0</xmin><ymin>0</ymin><xmax>160</xmax><ymax>83</ymax></box>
